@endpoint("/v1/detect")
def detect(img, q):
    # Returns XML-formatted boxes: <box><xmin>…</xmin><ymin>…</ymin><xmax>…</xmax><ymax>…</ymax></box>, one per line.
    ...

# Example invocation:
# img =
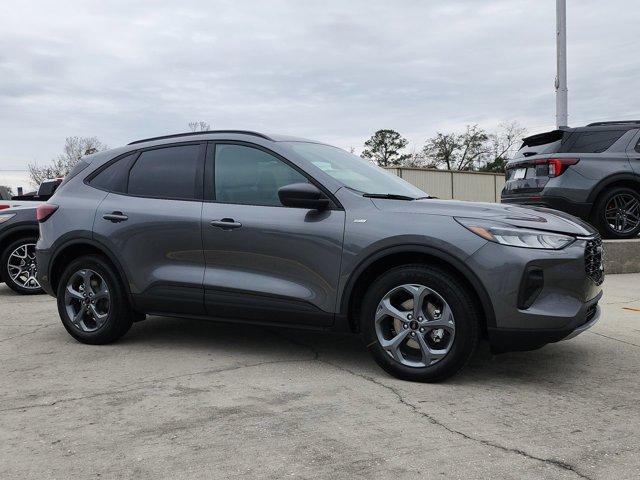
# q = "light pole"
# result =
<box><xmin>555</xmin><ymin>0</ymin><xmax>568</xmax><ymax>128</ymax></box>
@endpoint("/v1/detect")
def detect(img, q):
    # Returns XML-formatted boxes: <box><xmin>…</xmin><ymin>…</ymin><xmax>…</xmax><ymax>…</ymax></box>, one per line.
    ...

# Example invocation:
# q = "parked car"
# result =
<box><xmin>0</xmin><ymin>178</ymin><xmax>63</xmax><ymax>294</ymax></box>
<box><xmin>501</xmin><ymin>120</ymin><xmax>640</xmax><ymax>239</ymax></box>
<box><xmin>36</xmin><ymin>131</ymin><xmax>603</xmax><ymax>382</ymax></box>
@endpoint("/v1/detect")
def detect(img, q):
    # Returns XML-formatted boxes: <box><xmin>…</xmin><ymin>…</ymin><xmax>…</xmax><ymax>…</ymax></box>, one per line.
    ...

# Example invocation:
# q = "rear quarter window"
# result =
<box><xmin>89</xmin><ymin>153</ymin><xmax>137</xmax><ymax>193</ymax></box>
<box><xmin>559</xmin><ymin>130</ymin><xmax>625</xmax><ymax>153</ymax></box>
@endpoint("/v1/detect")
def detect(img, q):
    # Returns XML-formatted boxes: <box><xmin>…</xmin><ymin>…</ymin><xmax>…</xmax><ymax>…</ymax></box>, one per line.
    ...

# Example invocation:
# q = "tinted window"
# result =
<box><xmin>90</xmin><ymin>153</ymin><xmax>136</xmax><ymax>193</ymax></box>
<box><xmin>559</xmin><ymin>130</ymin><xmax>625</xmax><ymax>153</ymax></box>
<box><xmin>214</xmin><ymin>144</ymin><xmax>308</xmax><ymax>206</ymax></box>
<box><xmin>128</xmin><ymin>145</ymin><xmax>200</xmax><ymax>199</ymax></box>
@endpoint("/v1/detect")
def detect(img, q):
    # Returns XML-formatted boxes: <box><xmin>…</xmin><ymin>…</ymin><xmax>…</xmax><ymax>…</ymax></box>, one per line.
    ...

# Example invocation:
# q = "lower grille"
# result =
<box><xmin>585</xmin><ymin>236</ymin><xmax>605</xmax><ymax>286</ymax></box>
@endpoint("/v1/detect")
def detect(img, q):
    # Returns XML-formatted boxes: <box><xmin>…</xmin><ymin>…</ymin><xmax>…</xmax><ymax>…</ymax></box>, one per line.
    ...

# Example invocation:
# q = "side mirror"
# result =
<box><xmin>278</xmin><ymin>183</ymin><xmax>330</xmax><ymax>210</ymax></box>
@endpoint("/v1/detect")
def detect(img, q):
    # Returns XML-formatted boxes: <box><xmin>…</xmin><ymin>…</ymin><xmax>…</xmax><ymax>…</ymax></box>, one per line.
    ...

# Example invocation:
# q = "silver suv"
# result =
<box><xmin>36</xmin><ymin>131</ymin><xmax>604</xmax><ymax>382</ymax></box>
<box><xmin>502</xmin><ymin>120</ymin><xmax>640</xmax><ymax>239</ymax></box>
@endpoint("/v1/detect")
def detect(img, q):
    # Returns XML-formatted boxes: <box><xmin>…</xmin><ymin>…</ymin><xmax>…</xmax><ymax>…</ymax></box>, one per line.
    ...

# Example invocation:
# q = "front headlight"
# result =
<box><xmin>0</xmin><ymin>213</ymin><xmax>16</xmax><ymax>224</ymax></box>
<box><xmin>456</xmin><ymin>217</ymin><xmax>575</xmax><ymax>250</ymax></box>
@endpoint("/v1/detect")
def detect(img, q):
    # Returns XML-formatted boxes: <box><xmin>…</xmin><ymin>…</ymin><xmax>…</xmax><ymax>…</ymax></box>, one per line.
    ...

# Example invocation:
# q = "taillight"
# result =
<box><xmin>0</xmin><ymin>204</ymin><xmax>10</xmax><ymax>210</ymax></box>
<box><xmin>534</xmin><ymin>157</ymin><xmax>579</xmax><ymax>177</ymax></box>
<box><xmin>36</xmin><ymin>204</ymin><xmax>59</xmax><ymax>223</ymax></box>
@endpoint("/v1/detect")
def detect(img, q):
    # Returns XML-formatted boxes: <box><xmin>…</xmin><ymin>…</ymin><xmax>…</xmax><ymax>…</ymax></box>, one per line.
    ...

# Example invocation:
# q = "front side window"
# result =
<box><xmin>128</xmin><ymin>145</ymin><xmax>200</xmax><ymax>200</ymax></box>
<box><xmin>284</xmin><ymin>142</ymin><xmax>426</xmax><ymax>198</ymax></box>
<box><xmin>214</xmin><ymin>144</ymin><xmax>309</xmax><ymax>206</ymax></box>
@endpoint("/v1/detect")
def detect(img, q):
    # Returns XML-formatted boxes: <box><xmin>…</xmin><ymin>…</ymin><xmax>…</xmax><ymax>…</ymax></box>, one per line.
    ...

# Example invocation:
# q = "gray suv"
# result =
<box><xmin>502</xmin><ymin>121</ymin><xmax>640</xmax><ymax>239</ymax></box>
<box><xmin>36</xmin><ymin>131</ymin><xmax>604</xmax><ymax>382</ymax></box>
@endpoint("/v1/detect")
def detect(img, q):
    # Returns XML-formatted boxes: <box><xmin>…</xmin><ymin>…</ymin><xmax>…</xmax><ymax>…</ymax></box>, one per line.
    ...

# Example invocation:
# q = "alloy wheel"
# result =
<box><xmin>605</xmin><ymin>193</ymin><xmax>640</xmax><ymax>234</ymax></box>
<box><xmin>64</xmin><ymin>269</ymin><xmax>111</xmax><ymax>332</ymax></box>
<box><xmin>7</xmin><ymin>243</ymin><xmax>41</xmax><ymax>290</ymax></box>
<box><xmin>375</xmin><ymin>284</ymin><xmax>456</xmax><ymax>367</ymax></box>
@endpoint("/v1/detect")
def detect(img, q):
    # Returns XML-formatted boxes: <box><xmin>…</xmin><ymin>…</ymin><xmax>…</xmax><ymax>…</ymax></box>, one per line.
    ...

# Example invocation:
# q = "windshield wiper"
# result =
<box><xmin>362</xmin><ymin>193</ymin><xmax>417</xmax><ymax>200</ymax></box>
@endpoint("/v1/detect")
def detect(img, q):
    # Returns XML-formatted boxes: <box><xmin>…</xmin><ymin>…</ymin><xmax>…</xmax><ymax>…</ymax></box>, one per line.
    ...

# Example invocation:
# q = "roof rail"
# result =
<box><xmin>586</xmin><ymin>120</ymin><xmax>640</xmax><ymax>127</ymax></box>
<box><xmin>128</xmin><ymin>130</ymin><xmax>273</xmax><ymax>145</ymax></box>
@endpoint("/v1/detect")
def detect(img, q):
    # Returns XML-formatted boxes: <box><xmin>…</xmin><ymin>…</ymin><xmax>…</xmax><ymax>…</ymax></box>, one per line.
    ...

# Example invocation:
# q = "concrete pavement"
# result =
<box><xmin>1</xmin><ymin>275</ymin><xmax>640</xmax><ymax>479</ymax></box>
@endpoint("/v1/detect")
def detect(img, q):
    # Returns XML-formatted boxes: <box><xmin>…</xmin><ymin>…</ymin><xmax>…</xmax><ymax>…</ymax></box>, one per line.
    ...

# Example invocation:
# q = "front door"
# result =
<box><xmin>201</xmin><ymin>142</ymin><xmax>345</xmax><ymax>326</ymax></box>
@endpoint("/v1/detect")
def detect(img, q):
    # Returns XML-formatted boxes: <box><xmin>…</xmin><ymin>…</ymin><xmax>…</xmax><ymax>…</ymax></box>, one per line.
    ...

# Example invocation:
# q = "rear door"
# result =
<box><xmin>201</xmin><ymin>142</ymin><xmax>345</xmax><ymax>326</ymax></box>
<box><xmin>92</xmin><ymin>142</ymin><xmax>206</xmax><ymax>315</ymax></box>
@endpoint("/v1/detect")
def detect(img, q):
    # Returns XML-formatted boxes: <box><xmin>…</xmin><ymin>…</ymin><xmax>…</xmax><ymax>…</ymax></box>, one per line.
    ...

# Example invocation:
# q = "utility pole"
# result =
<box><xmin>555</xmin><ymin>0</ymin><xmax>568</xmax><ymax>128</ymax></box>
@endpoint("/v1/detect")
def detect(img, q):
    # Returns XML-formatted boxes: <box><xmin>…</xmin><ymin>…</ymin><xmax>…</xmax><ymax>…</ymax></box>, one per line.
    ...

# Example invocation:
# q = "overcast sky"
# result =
<box><xmin>1</xmin><ymin>0</ymin><xmax>639</xmax><ymax>171</ymax></box>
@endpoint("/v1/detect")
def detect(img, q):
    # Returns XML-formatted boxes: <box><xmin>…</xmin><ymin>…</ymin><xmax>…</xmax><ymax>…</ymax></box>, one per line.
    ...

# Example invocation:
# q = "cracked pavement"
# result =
<box><xmin>1</xmin><ymin>274</ymin><xmax>640</xmax><ymax>479</ymax></box>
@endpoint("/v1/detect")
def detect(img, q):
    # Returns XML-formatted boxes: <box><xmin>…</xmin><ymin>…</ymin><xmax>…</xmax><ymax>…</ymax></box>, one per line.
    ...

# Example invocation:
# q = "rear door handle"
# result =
<box><xmin>103</xmin><ymin>212</ymin><xmax>129</xmax><ymax>223</ymax></box>
<box><xmin>210</xmin><ymin>218</ymin><xmax>242</xmax><ymax>230</ymax></box>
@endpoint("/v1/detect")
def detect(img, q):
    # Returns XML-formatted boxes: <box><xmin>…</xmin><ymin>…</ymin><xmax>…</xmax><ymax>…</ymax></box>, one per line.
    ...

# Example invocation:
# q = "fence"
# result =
<box><xmin>385</xmin><ymin>167</ymin><xmax>506</xmax><ymax>203</ymax></box>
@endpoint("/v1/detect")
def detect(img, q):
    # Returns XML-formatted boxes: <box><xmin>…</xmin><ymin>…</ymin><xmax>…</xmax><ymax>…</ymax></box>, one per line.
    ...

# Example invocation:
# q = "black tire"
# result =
<box><xmin>56</xmin><ymin>255</ymin><xmax>133</xmax><ymax>344</ymax></box>
<box><xmin>0</xmin><ymin>237</ymin><xmax>44</xmax><ymax>295</ymax></box>
<box><xmin>360</xmin><ymin>264</ymin><xmax>479</xmax><ymax>382</ymax></box>
<box><xmin>593</xmin><ymin>187</ymin><xmax>640</xmax><ymax>239</ymax></box>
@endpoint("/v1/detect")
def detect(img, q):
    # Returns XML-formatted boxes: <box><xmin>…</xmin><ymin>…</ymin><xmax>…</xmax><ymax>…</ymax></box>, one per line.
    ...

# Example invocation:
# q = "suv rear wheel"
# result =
<box><xmin>593</xmin><ymin>187</ymin><xmax>640</xmax><ymax>239</ymax></box>
<box><xmin>56</xmin><ymin>255</ymin><xmax>133</xmax><ymax>344</ymax></box>
<box><xmin>1</xmin><ymin>237</ymin><xmax>44</xmax><ymax>295</ymax></box>
<box><xmin>360</xmin><ymin>264</ymin><xmax>479</xmax><ymax>382</ymax></box>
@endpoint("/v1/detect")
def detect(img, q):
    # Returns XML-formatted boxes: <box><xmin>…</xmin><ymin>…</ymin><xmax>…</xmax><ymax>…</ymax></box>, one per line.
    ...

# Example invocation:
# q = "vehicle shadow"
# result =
<box><xmin>120</xmin><ymin>314</ymin><xmax>593</xmax><ymax>386</ymax></box>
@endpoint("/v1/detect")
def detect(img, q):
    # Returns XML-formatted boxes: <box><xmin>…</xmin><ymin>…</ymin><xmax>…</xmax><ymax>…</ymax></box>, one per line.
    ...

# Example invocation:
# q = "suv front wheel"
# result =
<box><xmin>56</xmin><ymin>255</ymin><xmax>134</xmax><ymax>344</ymax></box>
<box><xmin>593</xmin><ymin>187</ymin><xmax>640</xmax><ymax>239</ymax></box>
<box><xmin>360</xmin><ymin>265</ymin><xmax>479</xmax><ymax>382</ymax></box>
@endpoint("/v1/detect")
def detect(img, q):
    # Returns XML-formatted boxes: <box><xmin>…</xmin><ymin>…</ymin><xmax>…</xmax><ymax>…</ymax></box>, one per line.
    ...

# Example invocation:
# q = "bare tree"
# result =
<box><xmin>492</xmin><ymin>121</ymin><xmax>525</xmax><ymax>159</ymax></box>
<box><xmin>188</xmin><ymin>121</ymin><xmax>211</xmax><ymax>132</ymax></box>
<box><xmin>422</xmin><ymin>123</ymin><xmax>525</xmax><ymax>172</ymax></box>
<box><xmin>28</xmin><ymin>136</ymin><xmax>108</xmax><ymax>186</ymax></box>
<box><xmin>403</xmin><ymin>146</ymin><xmax>428</xmax><ymax>168</ymax></box>
<box><xmin>422</xmin><ymin>126</ymin><xmax>489</xmax><ymax>171</ymax></box>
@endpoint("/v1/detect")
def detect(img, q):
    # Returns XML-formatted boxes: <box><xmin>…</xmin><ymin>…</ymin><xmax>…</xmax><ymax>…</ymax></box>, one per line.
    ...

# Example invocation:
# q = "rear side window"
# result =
<box><xmin>559</xmin><ymin>130</ymin><xmax>625</xmax><ymax>153</ymax></box>
<box><xmin>90</xmin><ymin>153</ymin><xmax>136</xmax><ymax>193</ymax></box>
<box><xmin>128</xmin><ymin>145</ymin><xmax>200</xmax><ymax>200</ymax></box>
<box><xmin>214</xmin><ymin>144</ymin><xmax>309</xmax><ymax>206</ymax></box>
<box><xmin>59</xmin><ymin>160</ymin><xmax>90</xmax><ymax>188</ymax></box>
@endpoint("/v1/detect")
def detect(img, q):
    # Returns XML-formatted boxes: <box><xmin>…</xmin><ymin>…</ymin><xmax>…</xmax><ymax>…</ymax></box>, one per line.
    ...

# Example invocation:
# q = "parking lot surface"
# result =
<box><xmin>1</xmin><ymin>275</ymin><xmax>640</xmax><ymax>480</ymax></box>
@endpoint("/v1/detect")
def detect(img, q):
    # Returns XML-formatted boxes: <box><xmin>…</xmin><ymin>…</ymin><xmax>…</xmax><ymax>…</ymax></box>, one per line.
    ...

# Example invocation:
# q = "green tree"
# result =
<box><xmin>422</xmin><ymin>132</ymin><xmax>460</xmax><ymax>170</ymax></box>
<box><xmin>28</xmin><ymin>136</ymin><xmax>108</xmax><ymax>186</ymax></box>
<box><xmin>361</xmin><ymin>129</ymin><xmax>411</xmax><ymax>167</ymax></box>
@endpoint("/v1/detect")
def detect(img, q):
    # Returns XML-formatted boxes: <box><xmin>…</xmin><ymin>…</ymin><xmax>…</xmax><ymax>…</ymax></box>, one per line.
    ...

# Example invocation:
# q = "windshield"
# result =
<box><xmin>285</xmin><ymin>142</ymin><xmax>427</xmax><ymax>198</ymax></box>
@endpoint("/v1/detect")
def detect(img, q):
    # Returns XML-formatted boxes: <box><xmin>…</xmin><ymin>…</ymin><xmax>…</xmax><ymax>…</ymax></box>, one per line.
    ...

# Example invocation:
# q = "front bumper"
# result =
<box><xmin>488</xmin><ymin>292</ymin><xmax>602</xmax><ymax>353</ymax></box>
<box><xmin>466</xmin><ymin>236</ymin><xmax>604</xmax><ymax>353</ymax></box>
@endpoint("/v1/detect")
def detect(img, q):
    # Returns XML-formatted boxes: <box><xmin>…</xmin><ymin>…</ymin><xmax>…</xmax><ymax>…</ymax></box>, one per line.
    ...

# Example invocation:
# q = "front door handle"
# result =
<box><xmin>103</xmin><ymin>211</ymin><xmax>129</xmax><ymax>223</ymax></box>
<box><xmin>210</xmin><ymin>218</ymin><xmax>242</xmax><ymax>230</ymax></box>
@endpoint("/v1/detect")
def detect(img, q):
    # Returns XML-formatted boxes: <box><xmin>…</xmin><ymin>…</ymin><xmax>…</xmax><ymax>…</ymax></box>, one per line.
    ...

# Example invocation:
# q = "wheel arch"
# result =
<box><xmin>586</xmin><ymin>173</ymin><xmax>640</xmax><ymax>210</ymax></box>
<box><xmin>49</xmin><ymin>238</ymin><xmax>130</xmax><ymax>296</ymax></box>
<box><xmin>340</xmin><ymin>245</ymin><xmax>496</xmax><ymax>334</ymax></box>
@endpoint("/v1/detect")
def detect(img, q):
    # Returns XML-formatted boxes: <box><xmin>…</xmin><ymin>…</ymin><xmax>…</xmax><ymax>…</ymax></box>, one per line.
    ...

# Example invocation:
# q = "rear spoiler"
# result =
<box><xmin>520</xmin><ymin>129</ymin><xmax>566</xmax><ymax>148</ymax></box>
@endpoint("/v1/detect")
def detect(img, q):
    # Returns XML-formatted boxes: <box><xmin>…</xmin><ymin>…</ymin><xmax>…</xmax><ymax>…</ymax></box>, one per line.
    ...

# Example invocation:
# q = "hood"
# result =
<box><xmin>371</xmin><ymin>198</ymin><xmax>596</xmax><ymax>236</ymax></box>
